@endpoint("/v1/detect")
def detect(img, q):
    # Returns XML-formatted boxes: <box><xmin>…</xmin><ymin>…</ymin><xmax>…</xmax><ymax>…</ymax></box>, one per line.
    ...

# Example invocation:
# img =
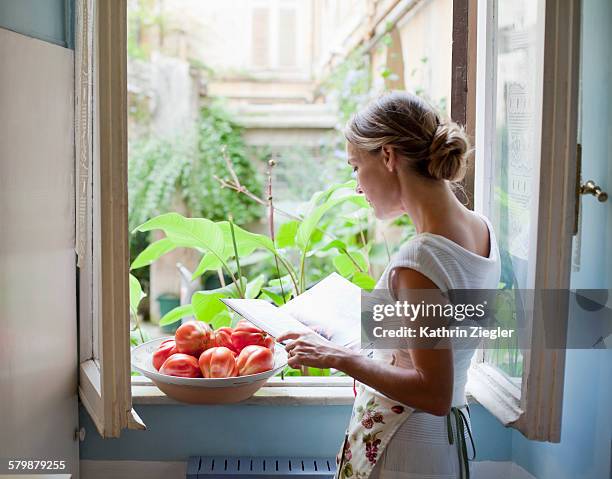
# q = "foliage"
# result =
<box><xmin>129</xmin><ymin>180</ymin><xmax>375</xmax><ymax>374</ymax></box>
<box><xmin>129</xmin><ymin>273</ymin><xmax>151</xmax><ymax>347</ymax></box>
<box><xmin>127</xmin><ymin>0</ymin><xmax>166</xmax><ymax>61</ymax></box>
<box><xmin>182</xmin><ymin>102</ymin><xmax>264</xmax><ymax>224</ymax></box>
<box><xmin>319</xmin><ymin>47</ymin><xmax>372</xmax><ymax>124</ymax></box>
<box><xmin>128</xmin><ymin>101</ymin><xmax>264</xmax><ymax>232</ymax></box>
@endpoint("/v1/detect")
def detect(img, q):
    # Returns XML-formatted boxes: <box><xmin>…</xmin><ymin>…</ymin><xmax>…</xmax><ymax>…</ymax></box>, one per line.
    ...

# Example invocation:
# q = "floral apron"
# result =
<box><xmin>334</xmin><ymin>378</ymin><xmax>476</xmax><ymax>479</ymax></box>
<box><xmin>333</xmin><ymin>378</ymin><xmax>413</xmax><ymax>479</ymax></box>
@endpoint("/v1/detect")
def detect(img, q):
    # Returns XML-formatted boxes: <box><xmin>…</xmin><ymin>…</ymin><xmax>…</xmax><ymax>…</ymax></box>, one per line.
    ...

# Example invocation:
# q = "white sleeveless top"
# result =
<box><xmin>367</xmin><ymin>211</ymin><xmax>501</xmax><ymax>407</ymax></box>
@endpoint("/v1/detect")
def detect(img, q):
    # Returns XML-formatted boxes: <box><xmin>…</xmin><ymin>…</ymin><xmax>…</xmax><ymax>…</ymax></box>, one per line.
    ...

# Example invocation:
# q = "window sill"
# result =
<box><xmin>131</xmin><ymin>376</ymin><xmax>356</xmax><ymax>406</ymax></box>
<box><xmin>131</xmin><ymin>375</ymin><xmax>481</xmax><ymax>407</ymax></box>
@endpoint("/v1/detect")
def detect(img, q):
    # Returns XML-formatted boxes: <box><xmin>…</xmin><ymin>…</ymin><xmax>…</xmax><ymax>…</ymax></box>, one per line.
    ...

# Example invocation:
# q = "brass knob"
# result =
<box><xmin>580</xmin><ymin>180</ymin><xmax>608</xmax><ymax>202</ymax></box>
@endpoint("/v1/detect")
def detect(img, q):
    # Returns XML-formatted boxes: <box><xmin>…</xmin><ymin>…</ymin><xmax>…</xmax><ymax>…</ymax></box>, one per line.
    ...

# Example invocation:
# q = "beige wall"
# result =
<box><xmin>161</xmin><ymin>0</ymin><xmax>314</xmax><ymax>81</ymax></box>
<box><xmin>0</xmin><ymin>28</ymin><xmax>79</xmax><ymax>473</ymax></box>
<box><xmin>397</xmin><ymin>0</ymin><xmax>453</xmax><ymax>113</ymax></box>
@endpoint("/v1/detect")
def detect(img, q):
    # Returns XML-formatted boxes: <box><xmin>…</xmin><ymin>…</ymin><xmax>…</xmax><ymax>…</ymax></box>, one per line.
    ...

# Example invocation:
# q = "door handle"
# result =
<box><xmin>580</xmin><ymin>180</ymin><xmax>608</xmax><ymax>202</ymax></box>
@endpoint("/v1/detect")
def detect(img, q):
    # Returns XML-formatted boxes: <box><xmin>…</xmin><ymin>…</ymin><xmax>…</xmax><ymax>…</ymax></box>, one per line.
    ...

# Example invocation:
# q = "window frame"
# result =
<box><xmin>248</xmin><ymin>0</ymin><xmax>305</xmax><ymax>73</ymax></box>
<box><xmin>467</xmin><ymin>0</ymin><xmax>581</xmax><ymax>442</ymax></box>
<box><xmin>78</xmin><ymin>0</ymin><xmax>580</xmax><ymax>441</ymax></box>
<box><xmin>77</xmin><ymin>0</ymin><xmax>145</xmax><ymax>439</ymax></box>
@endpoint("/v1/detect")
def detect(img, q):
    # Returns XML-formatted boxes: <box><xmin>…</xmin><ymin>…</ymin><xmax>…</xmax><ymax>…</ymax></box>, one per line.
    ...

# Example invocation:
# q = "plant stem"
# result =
<box><xmin>228</xmin><ymin>215</ymin><xmax>245</xmax><ymax>298</ymax></box>
<box><xmin>266</xmin><ymin>157</ymin><xmax>288</xmax><ymax>303</ymax></box>
<box><xmin>275</xmin><ymin>254</ymin><xmax>301</xmax><ymax>294</ymax></box>
<box><xmin>217</xmin><ymin>268</ymin><xmax>226</xmax><ymax>287</ymax></box>
<box><xmin>341</xmin><ymin>247</ymin><xmax>368</xmax><ymax>273</ymax></box>
<box><xmin>130</xmin><ymin>308</ymin><xmax>145</xmax><ymax>343</ymax></box>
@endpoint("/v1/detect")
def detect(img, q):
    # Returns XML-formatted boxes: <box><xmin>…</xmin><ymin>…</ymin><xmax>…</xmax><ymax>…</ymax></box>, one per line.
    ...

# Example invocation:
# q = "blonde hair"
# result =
<box><xmin>344</xmin><ymin>91</ymin><xmax>470</xmax><ymax>182</ymax></box>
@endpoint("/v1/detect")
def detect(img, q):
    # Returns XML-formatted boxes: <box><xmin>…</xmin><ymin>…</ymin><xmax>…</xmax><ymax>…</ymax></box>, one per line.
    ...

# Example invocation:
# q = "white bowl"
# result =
<box><xmin>131</xmin><ymin>337</ymin><xmax>288</xmax><ymax>404</ymax></box>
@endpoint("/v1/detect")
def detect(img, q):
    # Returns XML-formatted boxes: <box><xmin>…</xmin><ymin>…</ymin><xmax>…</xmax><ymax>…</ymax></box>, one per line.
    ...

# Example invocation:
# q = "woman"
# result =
<box><xmin>277</xmin><ymin>91</ymin><xmax>501</xmax><ymax>479</ymax></box>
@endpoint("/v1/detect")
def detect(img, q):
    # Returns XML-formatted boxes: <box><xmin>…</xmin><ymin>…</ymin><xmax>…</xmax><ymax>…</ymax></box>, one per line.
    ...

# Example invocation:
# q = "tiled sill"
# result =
<box><xmin>131</xmin><ymin>376</ymin><xmax>356</xmax><ymax>406</ymax></box>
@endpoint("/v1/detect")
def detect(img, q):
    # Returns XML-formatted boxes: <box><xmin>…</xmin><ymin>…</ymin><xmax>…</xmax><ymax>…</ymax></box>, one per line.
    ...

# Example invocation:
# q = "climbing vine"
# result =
<box><xmin>128</xmin><ymin>100</ymin><xmax>264</xmax><ymax>232</ymax></box>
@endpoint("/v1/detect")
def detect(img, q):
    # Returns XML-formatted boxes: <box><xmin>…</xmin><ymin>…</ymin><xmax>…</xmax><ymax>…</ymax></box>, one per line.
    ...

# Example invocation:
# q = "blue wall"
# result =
<box><xmin>510</xmin><ymin>1</ymin><xmax>612</xmax><ymax>477</ymax></box>
<box><xmin>0</xmin><ymin>0</ymin><xmax>73</xmax><ymax>48</ymax></box>
<box><xmin>511</xmin><ymin>351</ymin><xmax>612</xmax><ymax>479</ymax></box>
<box><xmin>79</xmin><ymin>403</ymin><xmax>512</xmax><ymax>462</ymax></box>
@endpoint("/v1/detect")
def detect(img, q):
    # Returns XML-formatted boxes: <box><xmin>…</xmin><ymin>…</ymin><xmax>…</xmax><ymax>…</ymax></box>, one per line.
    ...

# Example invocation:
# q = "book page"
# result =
<box><xmin>221</xmin><ymin>273</ymin><xmax>363</xmax><ymax>350</ymax></box>
<box><xmin>220</xmin><ymin>298</ymin><xmax>315</xmax><ymax>341</ymax></box>
<box><xmin>279</xmin><ymin>272</ymin><xmax>362</xmax><ymax>349</ymax></box>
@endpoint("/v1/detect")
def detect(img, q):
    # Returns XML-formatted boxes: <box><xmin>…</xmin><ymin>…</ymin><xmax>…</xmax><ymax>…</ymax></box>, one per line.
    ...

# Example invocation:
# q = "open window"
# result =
<box><xmin>76</xmin><ymin>0</ymin><xmax>581</xmax><ymax>440</ymax></box>
<box><xmin>465</xmin><ymin>0</ymin><xmax>581</xmax><ymax>441</ymax></box>
<box><xmin>76</xmin><ymin>0</ymin><xmax>144</xmax><ymax>438</ymax></box>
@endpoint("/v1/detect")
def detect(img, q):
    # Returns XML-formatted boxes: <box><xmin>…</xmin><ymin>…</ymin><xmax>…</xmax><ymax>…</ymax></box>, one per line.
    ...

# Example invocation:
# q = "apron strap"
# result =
<box><xmin>447</xmin><ymin>406</ymin><xmax>476</xmax><ymax>479</ymax></box>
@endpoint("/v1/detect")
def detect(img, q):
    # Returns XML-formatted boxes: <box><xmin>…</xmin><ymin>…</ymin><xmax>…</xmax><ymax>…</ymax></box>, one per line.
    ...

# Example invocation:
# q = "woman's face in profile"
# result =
<box><xmin>346</xmin><ymin>142</ymin><xmax>403</xmax><ymax>220</ymax></box>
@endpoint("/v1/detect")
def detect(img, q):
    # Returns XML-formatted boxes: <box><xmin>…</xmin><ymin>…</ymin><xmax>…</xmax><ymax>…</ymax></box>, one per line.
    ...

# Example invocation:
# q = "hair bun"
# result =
<box><xmin>427</xmin><ymin>122</ymin><xmax>469</xmax><ymax>181</ymax></box>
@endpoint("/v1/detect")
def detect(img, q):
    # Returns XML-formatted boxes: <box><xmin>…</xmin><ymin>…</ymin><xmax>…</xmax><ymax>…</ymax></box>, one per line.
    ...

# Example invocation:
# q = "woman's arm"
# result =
<box><xmin>277</xmin><ymin>267</ymin><xmax>454</xmax><ymax>416</ymax></box>
<box><xmin>343</xmin><ymin>267</ymin><xmax>453</xmax><ymax>415</ymax></box>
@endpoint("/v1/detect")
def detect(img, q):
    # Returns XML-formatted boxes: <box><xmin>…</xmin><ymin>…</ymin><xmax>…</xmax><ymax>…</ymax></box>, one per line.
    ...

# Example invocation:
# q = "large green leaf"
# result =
<box><xmin>159</xmin><ymin>304</ymin><xmax>194</xmax><ymax>326</ymax></box>
<box><xmin>351</xmin><ymin>272</ymin><xmax>376</xmax><ymax>291</ymax></box>
<box><xmin>192</xmin><ymin>291</ymin><xmax>228</xmax><ymax>323</ymax></box>
<box><xmin>131</xmin><ymin>238</ymin><xmax>175</xmax><ymax>270</ymax></box>
<box><xmin>190</xmin><ymin>276</ymin><xmax>246</xmax><ymax>322</ymax></box>
<box><xmin>191</xmin><ymin>252</ymin><xmax>224</xmax><ymax>280</ymax></box>
<box><xmin>209</xmin><ymin>309</ymin><xmax>233</xmax><ymax>329</ymax></box>
<box><xmin>333</xmin><ymin>252</ymin><xmax>368</xmax><ymax>277</ymax></box>
<box><xmin>134</xmin><ymin>213</ymin><xmax>225</xmax><ymax>257</ymax></box>
<box><xmin>275</xmin><ymin>220</ymin><xmax>300</xmax><ymax>248</ymax></box>
<box><xmin>260</xmin><ymin>286</ymin><xmax>293</xmax><ymax>306</ymax></box>
<box><xmin>245</xmin><ymin>274</ymin><xmax>266</xmax><ymax>299</ymax></box>
<box><xmin>129</xmin><ymin>274</ymin><xmax>146</xmax><ymax>316</ymax></box>
<box><xmin>310</xmin><ymin>180</ymin><xmax>358</xmax><ymax>209</ymax></box>
<box><xmin>296</xmin><ymin>194</ymin><xmax>368</xmax><ymax>251</ymax></box>
<box><xmin>320</xmin><ymin>239</ymin><xmax>348</xmax><ymax>253</ymax></box>
<box><xmin>217</xmin><ymin>220</ymin><xmax>275</xmax><ymax>257</ymax></box>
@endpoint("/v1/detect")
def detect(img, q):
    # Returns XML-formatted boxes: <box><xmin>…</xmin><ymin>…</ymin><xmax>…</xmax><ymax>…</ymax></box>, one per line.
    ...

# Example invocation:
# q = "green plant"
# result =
<box><xmin>129</xmin><ymin>180</ymin><xmax>375</xmax><ymax>374</ymax></box>
<box><xmin>129</xmin><ymin>273</ymin><xmax>151</xmax><ymax>347</ymax></box>
<box><xmin>128</xmin><ymin>101</ymin><xmax>263</xmax><ymax>232</ymax></box>
<box><xmin>319</xmin><ymin>47</ymin><xmax>372</xmax><ymax>124</ymax></box>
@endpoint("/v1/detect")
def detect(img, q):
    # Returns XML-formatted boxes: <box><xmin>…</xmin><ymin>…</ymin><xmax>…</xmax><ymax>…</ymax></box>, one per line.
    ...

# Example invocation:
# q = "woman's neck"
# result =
<box><xmin>398</xmin><ymin>177</ymin><xmax>468</xmax><ymax>234</ymax></box>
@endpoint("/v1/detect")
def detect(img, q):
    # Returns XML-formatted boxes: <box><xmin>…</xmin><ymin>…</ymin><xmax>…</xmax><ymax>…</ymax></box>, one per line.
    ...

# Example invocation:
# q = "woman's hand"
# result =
<box><xmin>276</xmin><ymin>330</ymin><xmax>355</xmax><ymax>370</ymax></box>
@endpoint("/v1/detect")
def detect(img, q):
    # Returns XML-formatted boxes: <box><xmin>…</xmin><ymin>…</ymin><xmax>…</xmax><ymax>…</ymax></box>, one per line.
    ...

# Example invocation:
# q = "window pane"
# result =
<box><xmin>482</xmin><ymin>0</ymin><xmax>543</xmax><ymax>379</ymax></box>
<box><xmin>252</xmin><ymin>7</ymin><xmax>270</xmax><ymax>68</ymax></box>
<box><xmin>278</xmin><ymin>8</ymin><xmax>297</xmax><ymax>68</ymax></box>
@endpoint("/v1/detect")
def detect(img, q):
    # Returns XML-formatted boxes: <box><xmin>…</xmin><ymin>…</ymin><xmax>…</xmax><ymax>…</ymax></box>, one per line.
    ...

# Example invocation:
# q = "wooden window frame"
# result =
<box><xmin>77</xmin><ymin>0</ymin><xmax>579</xmax><ymax>441</ymax></box>
<box><xmin>465</xmin><ymin>0</ymin><xmax>581</xmax><ymax>442</ymax></box>
<box><xmin>76</xmin><ymin>0</ymin><xmax>353</xmax><ymax>437</ymax></box>
<box><xmin>76</xmin><ymin>0</ymin><xmax>144</xmax><ymax>438</ymax></box>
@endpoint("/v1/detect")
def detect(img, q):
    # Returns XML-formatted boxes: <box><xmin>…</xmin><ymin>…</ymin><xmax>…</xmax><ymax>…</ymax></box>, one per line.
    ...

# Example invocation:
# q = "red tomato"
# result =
<box><xmin>263</xmin><ymin>335</ymin><xmax>275</xmax><ymax>352</ymax></box>
<box><xmin>235</xmin><ymin>345</ymin><xmax>274</xmax><ymax>376</ymax></box>
<box><xmin>152</xmin><ymin>339</ymin><xmax>177</xmax><ymax>371</ymax></box>
<box><xmin>231</xmin><ymin>320</ymin><xmax>274</xmax><ymax>353</ymax></box>
<box><xmin>175</xmin><ymin>321</ymin><xmax>214</xmax><ymax>357</ymax></box>
<box><xmin>159</xmin><ymin>353</ymin><xmax>201</xmax><ymax>378</ymax></box>
<box><xmin>214</xmin><ymin>327</ymin><xmax>238</xmax><ymax>353</ymax></box>
<box><xmin>198</xmin><ymin>346</ymin><xmax>238</xmax><ymax>378</ymax></box>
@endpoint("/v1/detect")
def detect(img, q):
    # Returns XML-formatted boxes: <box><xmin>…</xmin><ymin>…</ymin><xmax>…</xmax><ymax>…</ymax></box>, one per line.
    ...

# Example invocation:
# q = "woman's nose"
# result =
<box><xmin>355</xmin><ymin>183</ymin><xmax>363</xmax><ymax>195</ymax></box>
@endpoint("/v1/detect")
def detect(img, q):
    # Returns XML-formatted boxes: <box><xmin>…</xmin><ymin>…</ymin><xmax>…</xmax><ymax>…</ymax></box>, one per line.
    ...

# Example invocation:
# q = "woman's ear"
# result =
<box><xmin>382</xmin><ymin>145</ymin><xmax>396</xmax><ymax>172</ymax></box>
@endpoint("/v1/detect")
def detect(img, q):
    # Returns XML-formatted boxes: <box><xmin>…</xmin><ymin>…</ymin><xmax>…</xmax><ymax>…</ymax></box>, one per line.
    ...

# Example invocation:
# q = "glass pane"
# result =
<box><xmin>482</xmin><ymin>0</ymin><xmax>543</xmax><ymax>380</ymax></box>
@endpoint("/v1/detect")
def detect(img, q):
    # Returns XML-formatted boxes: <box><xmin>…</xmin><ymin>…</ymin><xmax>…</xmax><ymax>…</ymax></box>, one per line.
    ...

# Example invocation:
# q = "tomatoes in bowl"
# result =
<box><xmin>231</xmin><ymin>320</ymin><xmax>275</xmax><ymax>353</ymax></box>
<box><xmin>152</xmin><ymin>338</ymin><xmax>177</xmax><ymax>371</ymax></box>
<box><xmin>175</xmin><ymin>321</ymin><xmax>214</xmax><ymax>356</ymax></box>
<box><xmin>236</xmin><ymin>345</ymin><xmax>275</xmax><ymax>376</ymax></box>
<box><xmin>199</xmin><ymin>346</ymin><xmax>238</xmax><ymax>378</ymax></box>
<box><xmin>150</xmin><ymin>319</ymin><xmax>277</xmax><ymax>379</ymax></box>
<box><xmin>159</xmin><ymin>353</ymin><xmax>201</xmax><ymax>378</ymax></box>
<box><xmin>214</xmin><ymin>327</ymin><xmax>238</xmax><ymax>354</ymax></box>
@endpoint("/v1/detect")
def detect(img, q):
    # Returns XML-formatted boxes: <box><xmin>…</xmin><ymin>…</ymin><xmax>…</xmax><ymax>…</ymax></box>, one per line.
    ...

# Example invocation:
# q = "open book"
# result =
<box><xmin>220</xmin><ymin>272</ymin><xmax>362</xmax><ymax>351</ymax></box>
